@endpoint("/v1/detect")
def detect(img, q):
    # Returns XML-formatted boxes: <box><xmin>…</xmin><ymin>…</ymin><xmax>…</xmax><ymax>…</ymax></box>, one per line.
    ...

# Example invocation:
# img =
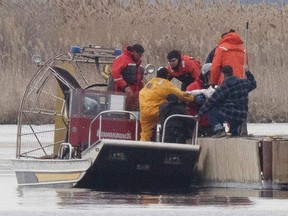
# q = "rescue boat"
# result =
<box><xmin>10</xmin><ymin>45</ymin><xmax>200</xmax><ymax>191</ymax></box>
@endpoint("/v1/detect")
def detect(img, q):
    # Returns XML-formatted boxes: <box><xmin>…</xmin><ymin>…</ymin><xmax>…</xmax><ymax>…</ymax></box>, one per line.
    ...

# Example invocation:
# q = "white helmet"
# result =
<box><xmin>201</xmin><ymin>63</ymin><xmax>212</xmax><ymax>76</ymax></box>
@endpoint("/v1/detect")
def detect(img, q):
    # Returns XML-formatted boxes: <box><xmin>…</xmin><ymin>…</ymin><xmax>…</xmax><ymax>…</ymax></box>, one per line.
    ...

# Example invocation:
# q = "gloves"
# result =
<box><xmin>186</xmin><ymin>89</ymin><xmax>203</xmax><ymax>96</ymax></box>
<box><xmin>195</xmin><ymin>94</ymin><xmax>206</xmax><ymax>105</ymax></box>
<box><xmin>245</xmin><ymin>71</ymin><xmax>252</xmax><ymax>76</ymax></box>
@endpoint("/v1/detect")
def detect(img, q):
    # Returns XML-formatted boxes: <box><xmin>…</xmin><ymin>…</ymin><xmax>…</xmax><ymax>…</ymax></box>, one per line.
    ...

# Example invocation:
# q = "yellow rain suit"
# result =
<box><xmin>139</xmin><ymin>77</ymin><xmax>193</xmax><ymax>141</ymax></box>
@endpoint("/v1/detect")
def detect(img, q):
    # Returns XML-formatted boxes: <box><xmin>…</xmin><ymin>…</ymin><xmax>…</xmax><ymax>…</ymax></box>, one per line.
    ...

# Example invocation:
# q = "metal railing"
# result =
<box><xmin>161</xmin><ymin>114</ymin><xmax>199</xmax><ymax>145</ymax></box>
<box><xmin>58</xmin><ymin>143</ymin><xmax>73</xmax><ymax>159</ymax></box>
<box><xmin>88</xmin><ymin>110</ymin><xmax>138</xmax><ymax>147</ymax></box>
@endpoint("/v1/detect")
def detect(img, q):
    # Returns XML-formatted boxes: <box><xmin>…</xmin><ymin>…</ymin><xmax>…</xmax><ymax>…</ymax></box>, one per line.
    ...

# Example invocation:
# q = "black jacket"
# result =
<box><xmin>159</xmin><ymin>101</ymin><xmax>194</xmax><ymax>134</ymax></box>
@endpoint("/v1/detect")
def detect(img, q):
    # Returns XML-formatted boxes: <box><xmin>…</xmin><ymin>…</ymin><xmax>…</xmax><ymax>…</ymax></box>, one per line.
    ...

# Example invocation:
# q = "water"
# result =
<box><xmin>1</xmin><ymin>124</ymin><xmax>288</xmax><ymax>215</ymax></box>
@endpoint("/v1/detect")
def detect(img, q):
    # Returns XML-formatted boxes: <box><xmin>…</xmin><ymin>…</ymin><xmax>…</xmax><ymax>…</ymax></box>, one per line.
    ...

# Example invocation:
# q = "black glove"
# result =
<box><xmin>245</xmin><ymin>71</ymin><xmax>252</xmax><ymax>76</ymax></box>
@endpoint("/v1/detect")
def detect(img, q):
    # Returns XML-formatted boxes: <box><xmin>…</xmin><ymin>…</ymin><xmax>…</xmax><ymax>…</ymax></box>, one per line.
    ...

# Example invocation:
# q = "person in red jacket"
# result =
<box><xmin>186</xmin><ymin>63</ymin><xmax>213</xmax><ymax>137</ymax></box>
<box><xmin>210</xmin><ymin>29</ymin><xmax>246</xmax><ymax>86</ymax></box>
<box><xmin>111</xmin><ymin>44</ymin><xmax>145</xmax><ymax>93</ymax></box>
<box><xmin>110</xmin><ymin>44</ymin><xmax>145</xmax><ymax>110</ymax></box>
<box><xmin>166</xmin><ymin>50</ymin><xmax>201</xmax><ymax>91</ymax></box>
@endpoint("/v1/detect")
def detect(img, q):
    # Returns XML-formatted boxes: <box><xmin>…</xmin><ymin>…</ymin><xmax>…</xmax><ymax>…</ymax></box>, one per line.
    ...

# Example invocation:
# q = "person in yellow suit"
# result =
<box><xmin>139</xmin><ymin>67</ymin><xmax>194</xmax><ymax>141</ymax></box>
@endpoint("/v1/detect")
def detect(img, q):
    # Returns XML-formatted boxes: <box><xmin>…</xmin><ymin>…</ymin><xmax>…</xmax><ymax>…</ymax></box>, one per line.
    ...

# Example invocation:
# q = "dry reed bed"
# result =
<box><xmin>0</xmin><ymin>0</ymin><xmax>287</xmax><ymax>123</ymax></box>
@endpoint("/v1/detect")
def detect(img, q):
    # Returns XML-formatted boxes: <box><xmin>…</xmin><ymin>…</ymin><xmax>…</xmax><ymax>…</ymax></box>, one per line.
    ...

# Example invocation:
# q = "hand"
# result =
<box><xmin>195</xmin><ymin>94</ymin><xmax>206</xmax><ymax>105</ymax></box>
<box><xmin>245</xmin><ymin>70</ymin><xmax>252</xmax><ymax>76</ymax></box>
<box><xmin>124</xmin><ymin>86</ymin><xmax>133</xmax><ymax>96</ymax></box>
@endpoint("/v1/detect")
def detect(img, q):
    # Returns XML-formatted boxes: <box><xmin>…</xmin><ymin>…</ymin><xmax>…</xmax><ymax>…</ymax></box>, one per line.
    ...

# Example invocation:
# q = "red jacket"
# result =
<box><xmin>186</xmin><ymin>77</ymin><xmax>202</xmax><ymax>91</ymax></box>
<box><xmin>210</xmin><ymin>32</ymin><xmax>245</xmax><ymax>85</ymax></box>
<box><xmin>167</xmin><ymin>55</ymin><xmax>201</xmax><ymax>85</ymax></box>
<box><xmin>111</xmin><ymin>47</ymin><xmax>143</xmax><ymax>92</ymax></box>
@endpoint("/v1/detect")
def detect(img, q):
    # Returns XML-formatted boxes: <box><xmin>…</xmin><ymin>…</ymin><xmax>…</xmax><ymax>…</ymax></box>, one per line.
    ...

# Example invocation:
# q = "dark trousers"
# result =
<box><xmin>207</xmin><ymin>107</ymin><xmax>242</xmax><ymax>136</ymax></box>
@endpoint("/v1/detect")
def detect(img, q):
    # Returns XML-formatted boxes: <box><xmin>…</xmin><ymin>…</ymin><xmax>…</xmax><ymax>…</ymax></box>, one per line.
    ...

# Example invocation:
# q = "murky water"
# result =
<box><xmin>1</xmin><ymin>124</ymin><xmax>288</xmax><ymax>216</ymax></box>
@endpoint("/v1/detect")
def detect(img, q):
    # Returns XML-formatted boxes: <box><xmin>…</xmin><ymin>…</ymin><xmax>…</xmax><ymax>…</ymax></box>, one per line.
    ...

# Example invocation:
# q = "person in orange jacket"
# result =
<box><xmin>139</xmin><ymin>67</ymin><xmax>193</xmax><ymax>141</ymax></box>
<box><xmin>110</xmin><ymin>44</ymin><xmax>145</xmax><ymax>110</ymax></box>
<box><xmin>110</xmin><ymin>44</ymin><xmax>145</xmax><ymax>94</ymax></box>
<box><xmin>166</xmin><ymin>50</ymin><xmax>201</xmax><ymax>91</ymax></box>
<box><xmin>210</xmin><ymin>29</ymin><xmax>246</xmax><ymax>86</ymax></box>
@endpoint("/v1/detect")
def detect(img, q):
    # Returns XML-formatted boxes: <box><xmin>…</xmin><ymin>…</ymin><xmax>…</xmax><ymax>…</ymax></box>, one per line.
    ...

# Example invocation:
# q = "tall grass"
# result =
<box><xmin>0</xmin><ymin>0</ymin><xmax>287</xmax><ymax>123</ymax></box>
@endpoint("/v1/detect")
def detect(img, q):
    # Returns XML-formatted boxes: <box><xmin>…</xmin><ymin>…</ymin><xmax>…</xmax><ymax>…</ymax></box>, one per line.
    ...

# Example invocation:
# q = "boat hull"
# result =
<box><xmin>76</xmin><ymin>139</ymin><xmax>200</xmax><ymax>192</ymax></box>
<box><xmin>11</xmin><ymin>158</ymin><xmax>91</xmax><ymax>187</ymax></box>
<box><xmin>11</xmin><ymin>140</ymin><xmax>200</xmax><ymax>191</ymax></box>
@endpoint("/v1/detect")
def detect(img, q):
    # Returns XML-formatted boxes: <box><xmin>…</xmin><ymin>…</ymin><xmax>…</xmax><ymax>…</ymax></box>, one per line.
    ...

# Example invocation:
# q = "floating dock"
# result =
<box><xmin>196</xmin><ymin>137</ymin><xmax>288</xmax><ymax>190</ymax></box>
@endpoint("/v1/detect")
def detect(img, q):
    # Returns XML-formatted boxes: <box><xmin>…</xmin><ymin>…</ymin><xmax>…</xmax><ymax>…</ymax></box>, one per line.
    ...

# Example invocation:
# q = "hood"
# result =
<box><xmin>218</xmin><ymin>32</ymin><xmax>243</xmax><ymax>46</ymax></box>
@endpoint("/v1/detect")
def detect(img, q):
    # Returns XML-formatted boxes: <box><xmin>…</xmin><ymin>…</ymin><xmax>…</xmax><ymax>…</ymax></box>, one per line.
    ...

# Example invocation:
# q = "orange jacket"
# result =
<box><xmin>111</xmin><ymin>47</ymin><xmax>143</xmax><ymax>92</ymax></box>
<box><xmin>210</xmin><ymin>32</ymin><xmax>246</xmax><ymax>85</ymax></box>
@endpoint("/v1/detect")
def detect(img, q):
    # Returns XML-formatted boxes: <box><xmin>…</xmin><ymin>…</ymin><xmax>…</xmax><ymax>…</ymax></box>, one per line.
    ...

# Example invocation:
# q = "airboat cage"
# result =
<box><xmin>16</xmin><ymin>46</ymin><xmax>123</xmax><ymax>158</ymax></box>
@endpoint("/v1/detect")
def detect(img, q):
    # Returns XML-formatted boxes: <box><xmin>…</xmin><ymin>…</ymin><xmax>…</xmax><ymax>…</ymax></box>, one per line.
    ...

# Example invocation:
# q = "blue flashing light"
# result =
<box><xmin>114</xmin><ymin>49</ymin><xmax>122</xmax><ymax>56</ymax></box>
<box><xmin>70</xmin><ymin>46</ymin><xmax>81</xmax><ymax>54</ymax></box>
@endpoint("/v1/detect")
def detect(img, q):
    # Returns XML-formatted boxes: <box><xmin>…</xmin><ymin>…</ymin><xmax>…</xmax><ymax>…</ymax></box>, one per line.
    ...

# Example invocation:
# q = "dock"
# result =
<box><xmin>196</xmin><ymin>136</ymin><xmax>288</xmax><ymax>190</ymax></box>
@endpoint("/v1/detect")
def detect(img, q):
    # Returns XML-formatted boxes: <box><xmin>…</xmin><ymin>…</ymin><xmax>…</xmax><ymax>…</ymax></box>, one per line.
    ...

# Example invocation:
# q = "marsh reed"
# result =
<box><xmin>1</xmin><ymin>0</ymin><xmax>287</xmax><ymax>123</ymax></box>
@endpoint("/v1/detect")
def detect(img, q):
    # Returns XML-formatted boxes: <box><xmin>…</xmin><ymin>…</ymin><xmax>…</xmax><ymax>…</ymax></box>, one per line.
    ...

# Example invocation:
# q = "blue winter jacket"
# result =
<box><xmin>198</xmin><ymin>71</ymin><xmax>256</xmax><ymax>122</ymax></box>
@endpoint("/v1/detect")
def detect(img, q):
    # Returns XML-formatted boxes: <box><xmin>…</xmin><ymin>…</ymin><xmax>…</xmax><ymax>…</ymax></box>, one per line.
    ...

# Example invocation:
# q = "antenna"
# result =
<box><xmin>243</xmin><ymin>21</ymin><xmax>249</xmax><ymax>75</ymax></box>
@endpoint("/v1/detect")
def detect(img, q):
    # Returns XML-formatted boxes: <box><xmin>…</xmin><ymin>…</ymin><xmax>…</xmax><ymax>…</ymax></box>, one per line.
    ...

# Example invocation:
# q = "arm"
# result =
<box><xmin>245</xmin><ymin>71</ymin><xmax>257</xmax><ymax>91</ymax></box>
<box><xmin>111</xmin><ymin>56</ymin><xmax>128</xmax><ymax>89</ymax></box>
<box><xmin>210</xmin><ymin>48</ymin><xmax>223</xmax><ymax>85</ymax></box>
<box><xmin>198</xmin><ymin>85</ymin><xmax>226</xmax><ymax>117</ymax></box>
<box><xmin>165</xmin><ymin>82</ymin><xmax>194</xmax><ymax>103</ymax></box>
<box><xmin>186</xmin><ymin>58</ymin><xmax>201</xmax><ymax>80</ymax></box>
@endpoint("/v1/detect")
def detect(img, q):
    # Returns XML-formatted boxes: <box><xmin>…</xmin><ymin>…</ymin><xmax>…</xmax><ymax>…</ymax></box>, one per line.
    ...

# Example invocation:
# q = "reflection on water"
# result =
<box><xmin>7</xmin><ymin>185</ymin><xmax>288</xmax><ymax>215</ymax></box>
<box><xmin>2</xmin><ymin>125</ymin><xmax>288</xmax><ymax>215</ymax></box>
<box><xmin>55</xmin><ymin>188</ymin><xmax>255</xmax><ymax>207</ymax></box>
<box><xmin>54</xmin><ymin>186</ymin><xmax>288</xmax><ymax>208</ymax></box>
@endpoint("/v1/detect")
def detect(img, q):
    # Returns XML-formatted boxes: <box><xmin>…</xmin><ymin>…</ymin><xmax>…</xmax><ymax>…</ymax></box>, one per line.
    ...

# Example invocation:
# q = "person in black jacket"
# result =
<box><xmin>159</xmin><ymin>94</ymin><xmax>195</xmax><ymax>143</ymax></box>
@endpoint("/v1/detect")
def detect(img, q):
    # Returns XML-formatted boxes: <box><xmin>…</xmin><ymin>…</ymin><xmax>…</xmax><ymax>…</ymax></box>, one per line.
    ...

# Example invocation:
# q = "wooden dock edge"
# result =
<box><xmin>195</xmin><ymin>137</ymin><xmax>288</xmax><ymax>190</ymax></box>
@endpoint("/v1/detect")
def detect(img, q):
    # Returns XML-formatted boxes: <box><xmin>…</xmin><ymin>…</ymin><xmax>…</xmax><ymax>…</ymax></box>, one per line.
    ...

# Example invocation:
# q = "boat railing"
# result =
<box><xmin>161</xmin><ymin>114</ymin><xmax>199</xmax><ymax>145</ymax></box>
<box><xmin>88</xmin><ymin>110</ymin><xmax>138</xmax><ymax>147</ymax></box>
<box><xmin>58</xmin><ymin>143</ymin><xmax>73</xmax><ymax>159</ymax></box>
<box><xmin>37</xmin><ymin>46</ymin><xmax>118</xmax><ymax>65</ymax></box>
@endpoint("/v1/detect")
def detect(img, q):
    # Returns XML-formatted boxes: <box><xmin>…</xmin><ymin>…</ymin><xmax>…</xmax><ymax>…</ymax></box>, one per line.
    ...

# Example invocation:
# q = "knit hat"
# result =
<box><xmin>221</xmin><ymin>65</ymin><xmax>233</xmax><ymax>75</ymax></box>
<box><xmin>157</xmin><ymin>67</ymin><xmax>168</xmax><ymax>79</ymax></box>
